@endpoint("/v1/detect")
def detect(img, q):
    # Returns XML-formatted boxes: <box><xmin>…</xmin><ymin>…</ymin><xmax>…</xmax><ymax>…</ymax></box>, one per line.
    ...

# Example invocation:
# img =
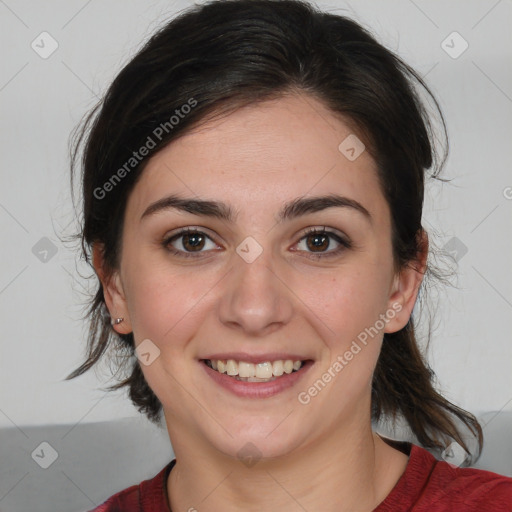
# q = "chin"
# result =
<box><xmin>203</xmin><ymin>416</ymin><xmax>308</xmax><ymax>463</ymax></box>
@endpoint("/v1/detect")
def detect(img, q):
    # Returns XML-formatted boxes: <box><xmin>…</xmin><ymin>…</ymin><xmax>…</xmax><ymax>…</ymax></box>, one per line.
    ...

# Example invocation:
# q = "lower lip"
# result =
<box><xmin>201</xmin><ymin>360</ymin><xmax>313</xmax><ymax>399</ymax></box>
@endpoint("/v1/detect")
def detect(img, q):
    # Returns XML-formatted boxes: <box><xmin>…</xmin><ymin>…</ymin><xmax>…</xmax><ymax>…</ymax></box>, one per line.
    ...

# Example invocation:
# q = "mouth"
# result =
<box><xmin>200</xmin><ymin>355</ymin><xmax>315</xmax><ymax>401</ymax></box>
<box><xmin>202</xmin><ymin>358</ymin><xmax>307</xmax><ymax>383</ymax></box>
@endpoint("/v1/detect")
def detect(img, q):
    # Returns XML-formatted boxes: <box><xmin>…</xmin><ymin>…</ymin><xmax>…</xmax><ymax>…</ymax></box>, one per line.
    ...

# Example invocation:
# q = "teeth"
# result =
<box><xmin>206</xmin><ymin>358</ymin><xmax>303</xmax><ymax>378</ymax></box>
<box><xmin>255</xmin><ymin>362</ymin><xmax>273</xmax><ymax>379</ymax></box>
<box><xmin>226</xmin><ymin>359</ymin><xmax>238</xmax><ymax>376</ymax></box>
<box><xmin>272</xmin><ymin>360</ymin><xmax>284</xmax><ymax>376</ymax></box>
<box><xmin>239</xmin><ymin>362</ymin><xmax>255</xmax><ymax>378</ymax></box>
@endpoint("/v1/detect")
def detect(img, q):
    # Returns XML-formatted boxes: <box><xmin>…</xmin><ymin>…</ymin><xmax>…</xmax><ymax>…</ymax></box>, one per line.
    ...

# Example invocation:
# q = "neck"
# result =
<box><xmin>165</xmin><ymin>415</ymin><xmax>408</xmax><ymax>512</ymax></box>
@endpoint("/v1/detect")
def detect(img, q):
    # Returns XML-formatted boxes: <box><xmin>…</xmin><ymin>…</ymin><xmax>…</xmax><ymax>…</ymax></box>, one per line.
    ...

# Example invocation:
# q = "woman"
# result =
<box><xmin>67</xmin><ymin>0</ymin><xmax>512</xmax><ymax>510</ymax></box>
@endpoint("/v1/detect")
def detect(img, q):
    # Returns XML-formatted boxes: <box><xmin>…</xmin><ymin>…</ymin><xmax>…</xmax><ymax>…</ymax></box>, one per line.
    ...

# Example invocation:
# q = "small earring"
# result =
<box><xmin>111</xmin><ymin>317</ymin><xmax>124</xmax><ymax>326</ymax></box>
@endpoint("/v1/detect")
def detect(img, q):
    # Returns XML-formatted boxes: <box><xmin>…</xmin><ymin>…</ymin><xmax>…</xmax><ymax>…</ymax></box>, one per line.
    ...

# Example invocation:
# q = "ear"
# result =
<box><xmin>92</xmin><ymin>243</ymin><xmax>132</xmax><ymax>334</ymax></box>
<box><xmin>384</xmin><ymin>230</ymin><xmax>428</xmax><ymax>334</ymax></box>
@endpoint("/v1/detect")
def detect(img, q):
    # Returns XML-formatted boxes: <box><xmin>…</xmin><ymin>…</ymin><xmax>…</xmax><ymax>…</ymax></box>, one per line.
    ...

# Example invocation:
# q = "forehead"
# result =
<box><xmin>126</xmin><ymin>93</ymin><xmax>387</xmax><ymax>224</ymax></box>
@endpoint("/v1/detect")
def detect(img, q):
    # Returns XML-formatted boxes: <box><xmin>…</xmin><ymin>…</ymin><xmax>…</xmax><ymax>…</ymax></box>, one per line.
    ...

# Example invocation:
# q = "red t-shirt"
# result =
<box><xmin>91</xmin><ymin>443</ymin><xmax>512</xmax><ymax>511</ymax></box>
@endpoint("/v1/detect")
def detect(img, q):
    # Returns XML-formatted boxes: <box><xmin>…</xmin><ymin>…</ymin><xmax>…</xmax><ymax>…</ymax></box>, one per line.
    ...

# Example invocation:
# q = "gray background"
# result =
<box><xmin>1</xmin><ymin>0</ymin><xmax>511</xmax><ymax>510</ymax></box>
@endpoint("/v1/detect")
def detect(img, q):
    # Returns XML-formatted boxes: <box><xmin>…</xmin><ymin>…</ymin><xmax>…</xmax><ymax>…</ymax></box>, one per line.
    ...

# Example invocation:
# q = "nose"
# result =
<box><xmin>217</xmin><ymin>245</ymin><xmax>294</xmax><ymax>336</ymax></box>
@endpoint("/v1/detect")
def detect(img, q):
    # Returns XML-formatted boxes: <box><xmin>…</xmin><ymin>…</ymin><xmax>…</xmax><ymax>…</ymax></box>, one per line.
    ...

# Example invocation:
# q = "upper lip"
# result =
<box><xmin>201</xmin><ymin>353</ymin><xmax>312</xmax><ymax>364</ymax></box>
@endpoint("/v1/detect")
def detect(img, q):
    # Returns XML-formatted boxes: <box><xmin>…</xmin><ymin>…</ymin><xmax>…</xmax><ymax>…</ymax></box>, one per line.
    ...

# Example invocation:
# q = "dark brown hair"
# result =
<box><xmin>66</xmin><ymin>0</ymin><xmax>482</xmax><ymax>462</ymax></box>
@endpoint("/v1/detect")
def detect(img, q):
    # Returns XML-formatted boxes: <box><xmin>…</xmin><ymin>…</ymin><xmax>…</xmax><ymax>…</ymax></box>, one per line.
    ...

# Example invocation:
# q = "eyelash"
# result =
<box><xmin>162</xmin><ymin>226</ymin><xmax>352</xmax><ymax>260</ymax></box>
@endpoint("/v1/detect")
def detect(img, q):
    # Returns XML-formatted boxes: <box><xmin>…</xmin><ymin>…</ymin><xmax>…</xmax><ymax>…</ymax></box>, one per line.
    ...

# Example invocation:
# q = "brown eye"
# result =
<box><xmin>295</xmin><ymin>228</ymin><xmax>351</xmax><ymax>259</ymax></box>
<box><xmin>163</xmin><ymin>228</ymin><xmax>217</xmax><ymax>258</ymax></box>
<box><xmin>181</xmin><ymin>232</ymin><xmax>206</xmax><ymax>252</ymax></box>
<box><xmin>305</xmin><ymin>232</ymin><xmax>330</xmax><ymax>252</ymax></box>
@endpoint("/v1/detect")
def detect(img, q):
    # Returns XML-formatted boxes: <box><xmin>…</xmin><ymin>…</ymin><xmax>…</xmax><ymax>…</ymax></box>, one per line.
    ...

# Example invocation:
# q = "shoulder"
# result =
<box><xmin>419</xmin><ymin>447</ymin><xmax>512</xmax><ymax>510</ymax></box>
<box><xmin>377</xmin><ymin>444</ymin><xmax>512</xmax><ymax>511</ymax></box>
<box><xmin>89</xmin><ymin>485</ymin><xmax>139</xmax><ymax>512</ymax></box>
<box><xmin>88</xmin><ymin>460</ymin><xmax>175</xmax><ymax>512</ymax></box>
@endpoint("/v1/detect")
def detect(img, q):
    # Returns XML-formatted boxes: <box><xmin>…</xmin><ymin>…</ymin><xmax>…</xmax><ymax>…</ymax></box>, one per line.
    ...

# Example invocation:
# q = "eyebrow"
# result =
<box><xmin>140</xmin><ymin>193</ymin><xmax>371</xmax><ymax>224</ymax></box>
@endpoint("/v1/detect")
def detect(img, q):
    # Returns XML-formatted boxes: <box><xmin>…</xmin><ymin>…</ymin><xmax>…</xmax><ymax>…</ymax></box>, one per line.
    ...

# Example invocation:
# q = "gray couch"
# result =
<box><xmin>1</xmin><ymin>412</ymin><xmax>510</xmax><ymax>512</ymax></box>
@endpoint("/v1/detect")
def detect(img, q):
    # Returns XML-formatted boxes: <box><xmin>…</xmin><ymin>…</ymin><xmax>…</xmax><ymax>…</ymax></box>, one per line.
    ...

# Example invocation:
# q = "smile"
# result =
<box><xmin>204</xmin><ymin>358</ymin><xmax>303</xmax><ymax>382</ymax></box>
<box><xmin>201</xmin><ymin>357</ymin><xmax>313</xmax><ymax>398</ymax></box>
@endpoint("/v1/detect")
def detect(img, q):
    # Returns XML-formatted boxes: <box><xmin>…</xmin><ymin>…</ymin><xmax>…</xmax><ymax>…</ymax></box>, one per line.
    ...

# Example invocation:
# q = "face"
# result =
<box><xmin>100</xmin><ymin>93</ymin><xmax>421</xmax><ymax>461</ymax></box>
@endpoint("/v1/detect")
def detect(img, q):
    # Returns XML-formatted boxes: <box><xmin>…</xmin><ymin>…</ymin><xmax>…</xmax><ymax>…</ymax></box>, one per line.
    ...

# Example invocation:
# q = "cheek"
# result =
<box><xmin>122</xmin><ymin>257</ymin><xmax>204</xmax><ymax>346</ymax></box>
<box><xmin>305</xmin><ymin>265</ymin><xmax>392</xmax><ymax>344</ymax></box>
<box><xmin>300</xmin><ymin>261</ymin><xmax>394</xmax><ymax>400</ymax></box>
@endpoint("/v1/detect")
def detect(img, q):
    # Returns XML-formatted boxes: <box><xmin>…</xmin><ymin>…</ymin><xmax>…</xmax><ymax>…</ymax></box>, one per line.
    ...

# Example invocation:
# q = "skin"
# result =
<box><xmin>94</xmin><ymin>92</ymin><xmax>427</xmax><ymax>511</ymax></box>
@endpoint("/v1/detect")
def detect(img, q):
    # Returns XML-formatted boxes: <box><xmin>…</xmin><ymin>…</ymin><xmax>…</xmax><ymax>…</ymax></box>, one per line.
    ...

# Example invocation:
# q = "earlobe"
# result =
<box><xmin>384</xmin><ymin>230</ymin><xmax>428</xmax><ymax>334</ymax></box>
<box><xmin>92</xmin><ymin>243</ymin><xmax>132</xmax><ymax>334</ymax></box>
